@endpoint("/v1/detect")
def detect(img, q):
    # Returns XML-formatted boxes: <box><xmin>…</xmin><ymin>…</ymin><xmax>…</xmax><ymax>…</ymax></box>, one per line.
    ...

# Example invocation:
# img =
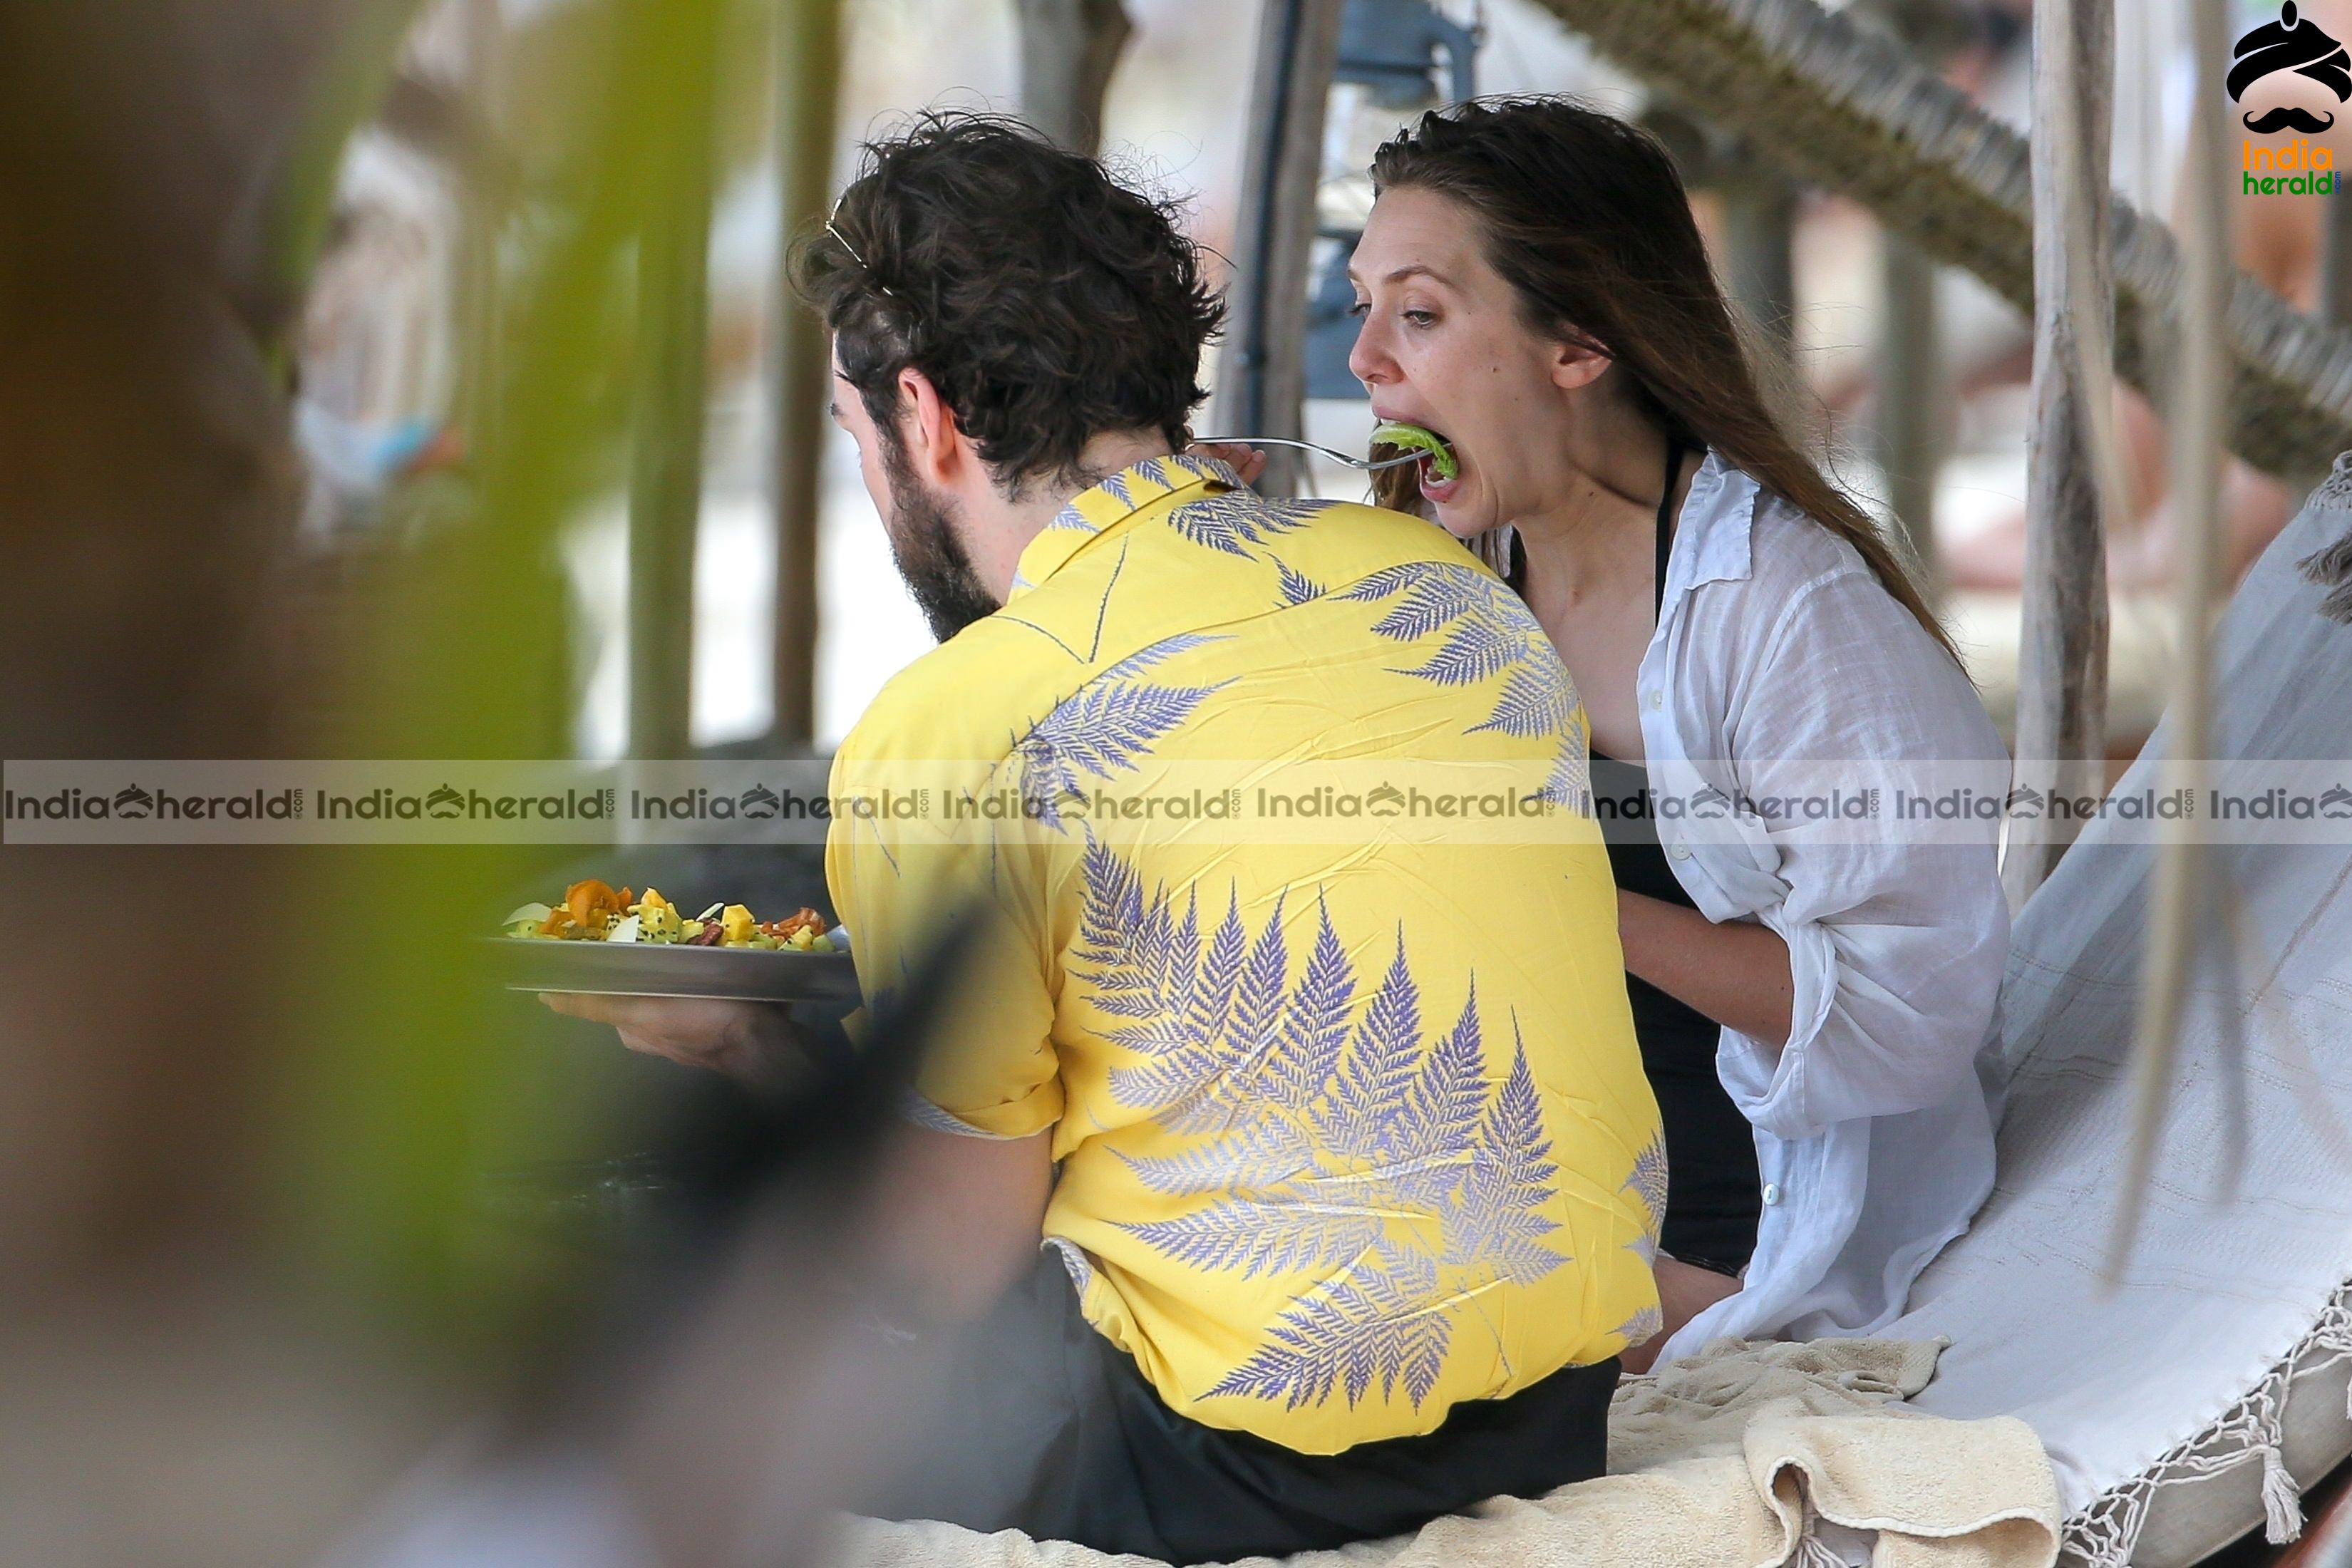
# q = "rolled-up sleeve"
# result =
<box><xmin>1711</xmin><ymin>570</ymin><xmax>2008</xmax><ymax>1143</ymax></box>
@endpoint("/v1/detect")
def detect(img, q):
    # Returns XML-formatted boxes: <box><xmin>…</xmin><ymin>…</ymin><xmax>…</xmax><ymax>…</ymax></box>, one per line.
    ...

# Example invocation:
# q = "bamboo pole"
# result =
<box><xmin>1014</xmin><ymin>0</ymin><xmax>1133</xmax><ymax>155</ymax></box>
<box><xmin>625</xmin><ymin>7</ymin><xmax>723</xmax><ymax>760</ymax></box>
<box><xmin>2108</xmin><ymin>0</ymin><xmax>2232</xmax><ymax>1279</ymax></box>
<box><xmin>768</xmin><ymin>0</ymin><xmax>840</xmax><ymax>753</ymax></box>
<box><xmin>1216</xmin><ymin>0</ymin><xmax>1346</xmax><ymax>498</ymax></box>
<box><xmin>2004</xmin><ymin>0</ymin><xmax>2114</xmax><ymax>909</ymax></box>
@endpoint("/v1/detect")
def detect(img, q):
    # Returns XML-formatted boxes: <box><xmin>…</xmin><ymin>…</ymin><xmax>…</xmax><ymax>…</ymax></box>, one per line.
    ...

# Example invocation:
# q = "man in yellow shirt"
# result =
<box><xmin>558</xmin><ymin>113</ymin><xmax>1661</xmax><ymax>1562</ymax></box>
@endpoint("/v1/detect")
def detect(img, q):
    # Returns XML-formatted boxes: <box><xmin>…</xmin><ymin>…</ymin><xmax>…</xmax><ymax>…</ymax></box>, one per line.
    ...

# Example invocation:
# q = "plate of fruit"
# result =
<box><xmin>490</xmin><ymin>880</ymin><xmax>858</xmax><ymax>1001</ymax></box>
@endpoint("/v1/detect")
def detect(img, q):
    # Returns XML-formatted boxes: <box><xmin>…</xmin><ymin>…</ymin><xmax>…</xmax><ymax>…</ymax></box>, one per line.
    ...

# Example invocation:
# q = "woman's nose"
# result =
<box><xmin>1346</xmin><ymin>316</ymin><xmax>1393</xmax><ymax>388</ymax></box>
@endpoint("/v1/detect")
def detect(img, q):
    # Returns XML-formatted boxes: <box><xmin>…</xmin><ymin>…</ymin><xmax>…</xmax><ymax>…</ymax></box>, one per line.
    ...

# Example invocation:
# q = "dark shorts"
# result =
<box><xmin>858</xmin><ymin>1249</ymin><xmax>1621</xmax><ymax>1564</ymax></box>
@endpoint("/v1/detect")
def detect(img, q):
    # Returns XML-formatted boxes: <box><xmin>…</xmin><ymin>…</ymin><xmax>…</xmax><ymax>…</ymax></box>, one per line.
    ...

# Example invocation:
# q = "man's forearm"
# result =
<box><xmin>865</xmin><ymin>1125</ymin><xmax>1056</xmax><ymax>1321</ymax></box>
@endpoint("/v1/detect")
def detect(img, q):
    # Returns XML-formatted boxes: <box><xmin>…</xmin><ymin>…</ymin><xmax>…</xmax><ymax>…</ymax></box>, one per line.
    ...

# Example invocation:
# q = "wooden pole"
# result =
<box><xmin>1216</xmin><ymin>0</ymin><xmax>1346</xmax><ymax>498</ymax></box>
<box><xmin>1722</xmin><ymin>172</ymin><xmax>1798</xmax><ymax>391</ymax></box>
<box><xmin>626</xmin><ymin>8</ymin><xmax>723</xmax><ymax>760</ymax></box>
<box><xmin>1877</xmin><ymin>232</ymin><xmax>1945</xmax><ymax>591</ymax></box>
<box><xmin>2004</xmin><ymin>0</ymin><xmax>2113</xmax><ymax>908</ymax></box>
<box><xmin>2109</xmin><ymin>0</ymin><xmax>2232</xmax><ymax>1278</ymax></box>
<box><xmin>768</xmin><ymin>0</ymin><xmax>840</xmax><ymax>753</ymax></box>
<box><xmin>1013</xmin><ymin>0</ymin><xmax>1133</xmax><ymax>155</ymax></box>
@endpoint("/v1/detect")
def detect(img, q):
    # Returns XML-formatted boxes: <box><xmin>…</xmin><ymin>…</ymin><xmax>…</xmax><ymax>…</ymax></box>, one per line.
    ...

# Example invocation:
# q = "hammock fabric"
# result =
<box><xmin>1889</xmin><ymin>481</ymin><xmax>2352</xmax><ymax>1567</ymax></box>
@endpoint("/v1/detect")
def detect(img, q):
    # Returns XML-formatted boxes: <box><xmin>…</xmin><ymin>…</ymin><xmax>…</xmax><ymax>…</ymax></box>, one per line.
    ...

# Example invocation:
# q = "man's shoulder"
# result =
<box><xmin>1219</xmin><ymin>494</ymin><xmax>1500</xmax><ymax>602</ymax></box>
<box><xmin>833</xmin><ymin>617</ymin><xmax>1046</xmax><ymax>768</ymax></box>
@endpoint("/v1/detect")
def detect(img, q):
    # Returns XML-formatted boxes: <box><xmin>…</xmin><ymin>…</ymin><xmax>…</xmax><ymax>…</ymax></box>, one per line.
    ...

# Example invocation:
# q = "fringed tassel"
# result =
<box><xmin>2066</xmin><ymin>1280</ymin><xmax>2352</xmax><ymax>1564</ymax></box>
<box><xmin>2263</xmin><ymin>1445</ymin><xmax>2306</xmax><ymax>1544</ymax></box>
<box><xmin>2065</xmin><ymin>1494</ymin><xmax>2147</xmax><ymax>1568</ymax></box>
<box><xmin>2299</xmin><ymin>530</ymin><xmax>2352</xmax><ymax>623</ymax></box>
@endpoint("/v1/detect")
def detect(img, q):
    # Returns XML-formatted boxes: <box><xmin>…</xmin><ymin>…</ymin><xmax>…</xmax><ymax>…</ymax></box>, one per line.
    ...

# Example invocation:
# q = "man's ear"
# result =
<box><xmin>895</xmin><ymin>367</ymin><xmax>969</xmax><ymax>487</ymax></box>
<box><xmin>1549</xmin><ymin>334</ymin><xmax>1614</xmax><ymax>394</ymax></box>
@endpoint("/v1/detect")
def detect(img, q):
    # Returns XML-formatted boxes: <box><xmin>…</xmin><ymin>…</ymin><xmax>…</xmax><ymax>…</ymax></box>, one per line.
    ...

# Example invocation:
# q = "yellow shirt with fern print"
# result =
<box><xmin>825</xmin><ymin>453</ymin><xmax>1664</xmax><ymax>1455</ymax></box>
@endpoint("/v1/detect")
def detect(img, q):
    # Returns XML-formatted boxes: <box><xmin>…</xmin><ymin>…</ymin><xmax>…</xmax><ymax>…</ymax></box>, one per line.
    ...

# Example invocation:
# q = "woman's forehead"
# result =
<box><xmin>1351</xmin><ymin>192</ymin><xmax>1482</xmax><ymax>284</ymax></box>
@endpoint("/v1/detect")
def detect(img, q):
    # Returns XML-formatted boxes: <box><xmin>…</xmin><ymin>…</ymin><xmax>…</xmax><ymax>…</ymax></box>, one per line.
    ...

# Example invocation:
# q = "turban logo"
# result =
<box><xmin>2231</xmin><ymin>1</ymin><xmax>2352</xmax><ymax>134</ymax></box>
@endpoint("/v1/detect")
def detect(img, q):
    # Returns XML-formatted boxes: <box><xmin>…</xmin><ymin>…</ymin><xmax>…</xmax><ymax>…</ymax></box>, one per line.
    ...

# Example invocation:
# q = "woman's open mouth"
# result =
<box><xmin>1369</xmin><ymin>418</ymin><xmax>1464</xmax><ymax>506</ymax></box>
<box><xmin>1415</xmin><ymin>432</ymin><xmax>1463</xmax><ymax>505</ymax></box>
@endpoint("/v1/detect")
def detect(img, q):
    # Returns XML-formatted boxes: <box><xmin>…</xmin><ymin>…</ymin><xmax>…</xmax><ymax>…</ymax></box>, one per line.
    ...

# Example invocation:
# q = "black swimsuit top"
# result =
<box><xmin>1517</xmin><ymin>444</ymin><xmax>1762</xmax><ymax>1274</ymax></box>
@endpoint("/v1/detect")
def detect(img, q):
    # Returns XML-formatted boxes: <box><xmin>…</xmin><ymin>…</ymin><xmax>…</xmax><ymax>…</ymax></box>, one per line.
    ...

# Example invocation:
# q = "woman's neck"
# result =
<box><xmin>1508</xmin><ymin>401</ymin><xmax>1679</xmax><ymax>606</ymax></box>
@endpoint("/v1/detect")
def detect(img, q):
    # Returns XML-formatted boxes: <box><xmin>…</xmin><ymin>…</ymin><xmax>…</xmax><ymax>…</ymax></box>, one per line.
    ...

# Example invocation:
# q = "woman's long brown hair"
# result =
<box><xmin>1366</xmin><ymin>98</ymin><xmax>1954</xmax><ymax>656</ymax></box>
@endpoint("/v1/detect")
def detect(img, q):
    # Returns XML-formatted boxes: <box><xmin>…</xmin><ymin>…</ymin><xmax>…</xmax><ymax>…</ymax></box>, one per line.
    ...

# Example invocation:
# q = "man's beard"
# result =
<box><xmin>880</xmin><ymin>445</ymin><xmax>1001</xmax><ymax>643</ymax></box>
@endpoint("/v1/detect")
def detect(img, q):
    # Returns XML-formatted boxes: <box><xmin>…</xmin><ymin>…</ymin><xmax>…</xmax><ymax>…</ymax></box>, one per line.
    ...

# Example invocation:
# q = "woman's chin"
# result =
<box><xmin>1420</xmin><ymin>470</ymin><xmax>1473</xmax><ymax>530</ymax></box>
<box><xmin>1426</xmin><ymin>488</ymin><xmax>1487</xmax><ymax>540</ymax></box>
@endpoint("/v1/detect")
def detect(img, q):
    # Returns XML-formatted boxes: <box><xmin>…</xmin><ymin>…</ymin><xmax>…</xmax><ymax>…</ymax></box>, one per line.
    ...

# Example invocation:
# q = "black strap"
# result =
<box><xmin>1654</xmin><ymin>440</ymin><xmax>1685</xmax><ymax>624</ymax></box>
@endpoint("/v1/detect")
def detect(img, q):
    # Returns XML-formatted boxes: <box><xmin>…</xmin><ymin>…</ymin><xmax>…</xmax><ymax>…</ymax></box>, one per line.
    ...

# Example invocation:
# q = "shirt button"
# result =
<box><xmin>1762</xmin><ymin>1182</ymin><xmax>1783</xmax><ymax>1206</ymax></box>
<box><xmin>1645</xmin><ymin>690</ymin><xmax>1664</xmax><ymax>711</ymax></box>
<box><xmin>1667</xmin><ymin>840</ymin><xmax>1693</xmax><ymax>862</ymax></box>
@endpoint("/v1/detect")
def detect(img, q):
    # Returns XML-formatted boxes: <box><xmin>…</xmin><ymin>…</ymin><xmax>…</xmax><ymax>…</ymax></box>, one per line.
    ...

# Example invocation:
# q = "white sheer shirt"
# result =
<box><xmin>1634</xmin><ymin>451</ymin><xmax>2009</xmax><ymax>1361</ymax></box>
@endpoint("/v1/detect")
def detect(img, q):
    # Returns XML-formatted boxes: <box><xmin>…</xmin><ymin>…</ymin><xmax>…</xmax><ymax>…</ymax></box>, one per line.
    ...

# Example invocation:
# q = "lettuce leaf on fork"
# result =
<box><xmin>1369</xmin><ymin>421</ymin><xmax>1458</xmax><ymax>483</ymax></box>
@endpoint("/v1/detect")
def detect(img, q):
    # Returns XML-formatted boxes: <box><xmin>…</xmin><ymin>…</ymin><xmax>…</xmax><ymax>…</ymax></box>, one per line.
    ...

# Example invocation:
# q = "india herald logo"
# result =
<box><xmin>2232</xmin><ymin>3</ymin><xmax>2352</xmax><ymax>135</ymax></box>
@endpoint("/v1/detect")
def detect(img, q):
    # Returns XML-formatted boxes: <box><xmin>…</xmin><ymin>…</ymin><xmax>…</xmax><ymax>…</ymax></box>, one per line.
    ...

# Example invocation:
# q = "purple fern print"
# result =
<box><xmin>1343</xmin><ymin>562</ymin><xmax>1590</xmax><ymax>805</ymax></box>
<box><xmin>1163</xmin><ymin>493</ymin><xmax>1339</xmax><ymax>560</ymax></box>
<box><xmin>1276</xmin><ymin>560</ymin><xmax>1325</xmax><ymax>607</ymax></box>
<box><xmin>1614</xmin><ymin>1304</ymin><xmax>1665</xmax><ymax>1351</ymax></box>
<box><xmin>1067</xmin><ymin>840</ymin><xmax>1574</xmax><ymax>1413</ymax></box>
<box><xmin>1004</xmin><ymin>632</ymin><xmax>1231</xmax><ymax>830</ymax></box>
<box><xmin>1209</xmin><ymin>1249</ymin><xmax>1452</xmax><ymax>1410</ymax></box>
<box><xmin>1443</xmin><ymin>1046</ymin><xmax>1567</xmax><ymax>1286</ymax></box>
<box><xmin>1623</xmin><ymin>1132</ymin><xmax>1669</xmax><ymax>1253</ymax></box>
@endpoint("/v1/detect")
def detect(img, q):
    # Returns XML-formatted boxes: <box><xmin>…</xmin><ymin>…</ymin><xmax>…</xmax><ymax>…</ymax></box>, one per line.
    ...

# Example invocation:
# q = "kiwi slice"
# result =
<box><xmin>1370</xmin><ymin>421</ymin><xmax>1458</xmax><ymax>483</ymax></box>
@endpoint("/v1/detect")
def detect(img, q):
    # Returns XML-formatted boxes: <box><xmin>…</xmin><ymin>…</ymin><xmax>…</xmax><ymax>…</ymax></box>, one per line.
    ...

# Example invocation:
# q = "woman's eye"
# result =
<box><xmin>1346</xmin><ymin>299</ymin><xmax>1370</xmax><ymax>318</ymax></box>
<box><xmin>1403</xmin><ymin>309</ymin><xmax>1436</xmax><ymax>327</ymax></box>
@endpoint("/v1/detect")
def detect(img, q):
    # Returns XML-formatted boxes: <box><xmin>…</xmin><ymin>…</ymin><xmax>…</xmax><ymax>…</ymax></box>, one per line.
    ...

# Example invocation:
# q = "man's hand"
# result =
<box><xmin>538</xmin><ymin>992</ymin><xmax>808</xmax><ymax>1088</ymax></box>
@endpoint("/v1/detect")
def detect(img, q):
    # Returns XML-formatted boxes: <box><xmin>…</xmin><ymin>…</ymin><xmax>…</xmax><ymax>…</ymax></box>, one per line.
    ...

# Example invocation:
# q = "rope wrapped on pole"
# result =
<box><xmin>2005</xmin><ymin>0</ymin><xmax>2117</xmax><ymax>909</ymax></box>
<box><xmin>1530</xmin><ymin>0</ymin><xmax>2352</xmax><ymax>482</ymax></box>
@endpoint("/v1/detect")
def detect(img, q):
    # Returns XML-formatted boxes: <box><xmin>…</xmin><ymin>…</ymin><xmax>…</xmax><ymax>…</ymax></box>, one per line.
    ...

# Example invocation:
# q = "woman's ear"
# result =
<box><xmin>1549</xmin><ymin>335</ymin><xmax>1614</xmax><ymax>393</ymax></box>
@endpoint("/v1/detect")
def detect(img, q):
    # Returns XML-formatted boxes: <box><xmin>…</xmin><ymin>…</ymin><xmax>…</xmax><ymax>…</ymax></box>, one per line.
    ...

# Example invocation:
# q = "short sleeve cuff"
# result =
<box><xmin>907</xmin><ymin>1073</ymin><xmax>1063</xmax><ymax>1140</ymax></box>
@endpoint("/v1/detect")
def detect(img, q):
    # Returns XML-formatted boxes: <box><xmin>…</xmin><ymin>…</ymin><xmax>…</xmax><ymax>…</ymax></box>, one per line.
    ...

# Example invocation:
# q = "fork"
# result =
<box><xmin>1190</xmin><ymin>435</ymin><xmax>1425</xmax><ymax>472</ymax></box>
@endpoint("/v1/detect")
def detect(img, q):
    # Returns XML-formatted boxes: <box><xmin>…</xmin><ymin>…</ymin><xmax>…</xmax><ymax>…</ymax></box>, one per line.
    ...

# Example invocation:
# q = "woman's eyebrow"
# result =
<box><xmin>1343</xmin><ymin>262</ymin><xmax>1457</xmax><ymax>288</ymax></box>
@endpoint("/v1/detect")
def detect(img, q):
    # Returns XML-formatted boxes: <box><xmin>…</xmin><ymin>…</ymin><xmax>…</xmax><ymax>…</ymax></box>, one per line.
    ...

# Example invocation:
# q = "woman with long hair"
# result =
<box><xmin>1340</xmin><ymin>98</ymin><xmax>2008</xmax><ymax>1366</ymax></box>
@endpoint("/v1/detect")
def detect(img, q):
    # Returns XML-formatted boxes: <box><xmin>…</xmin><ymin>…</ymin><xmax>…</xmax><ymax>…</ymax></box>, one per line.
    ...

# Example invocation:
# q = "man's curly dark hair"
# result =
<box><xmin>789</xmin><ymin>113</ymin><xmax>1222</xmax><ymax>494</ymax></box>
